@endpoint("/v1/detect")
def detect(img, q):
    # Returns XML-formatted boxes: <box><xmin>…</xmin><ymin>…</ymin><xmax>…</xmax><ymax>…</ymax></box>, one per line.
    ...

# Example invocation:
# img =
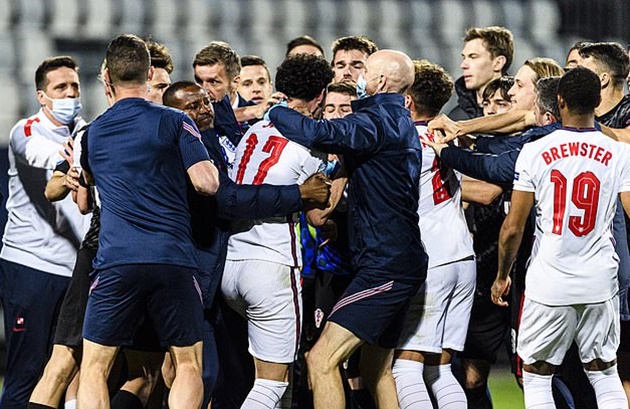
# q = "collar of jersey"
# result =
<box><xmin>560</xmin><ymin>126</ymin><xmax>597</xmax><ymax>132</ymax></box>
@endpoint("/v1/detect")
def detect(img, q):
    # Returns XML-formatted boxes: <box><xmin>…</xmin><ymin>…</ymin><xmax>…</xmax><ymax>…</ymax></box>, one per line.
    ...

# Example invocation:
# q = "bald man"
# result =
<box><xmin>269</xmin><ymin>50</ymin><xmax>428</xmax><ymax>409</ymax></box>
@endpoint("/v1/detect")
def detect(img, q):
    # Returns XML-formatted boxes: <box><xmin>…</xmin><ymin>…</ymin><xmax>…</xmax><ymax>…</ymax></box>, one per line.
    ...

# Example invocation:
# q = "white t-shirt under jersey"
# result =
<box><xmin>514</xmin><ymin>127</ymin><xmax>630</xmax><ymax>306</ymax></box>
<box><xmin>227</xmin><ymin>120</ymin><xmax>324</xmax><ymax>267</ymax></box>
<box><xmin>416</xmin><ymin>123</ymin><xmax>474</xmax><ymax>268</ymax></box>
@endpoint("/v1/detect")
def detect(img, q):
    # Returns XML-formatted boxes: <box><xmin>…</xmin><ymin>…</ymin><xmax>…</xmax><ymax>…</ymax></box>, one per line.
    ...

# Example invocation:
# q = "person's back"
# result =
<box><xmin>493</xmin><ymin>66</ymin><xmax>630</xmax><ymax>409</ymax></box>
<box><xmin>341</xmin><ymin>94</ymin><xmax>425</xmax><ymax>278</ymax></box>
<box><xmin>77</xmin><ymin>34</ymin><xmax>218</xmax><ymax>409</ymax></box>
<box><xmin>517</xmin><ymin>128</ymin><xmax>628</xmax><ymax>305</ymax></box>
<box><xmin>87</xmin><ymin>99</ymin><xmax>200</xmax><ymax>269</ymax></box>
<box><xmin>268</xmin><ymin>49</ymin><xmax>428</xmax><ymax>409</ymax></box>
<box><xmin>417</xmin><ymin>122</ymin><xmax>472</xmax><ymax>268</ymax></box>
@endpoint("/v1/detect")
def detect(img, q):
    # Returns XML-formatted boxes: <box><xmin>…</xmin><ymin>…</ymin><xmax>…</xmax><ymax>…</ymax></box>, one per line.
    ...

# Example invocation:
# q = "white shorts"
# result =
<box><xmin>397</xmin><ymin>259</ymin><xmax>476</xmax><ymax>353</ymax></box>
<box><xmin>517</xmin><ymin>296</ymin><xmax>620</xmax><ymax>366</ymax></box>
<box><xmin>221</xmin><ymin>259</ymin><xmax>302</xmax><ymax>364</ymax></box>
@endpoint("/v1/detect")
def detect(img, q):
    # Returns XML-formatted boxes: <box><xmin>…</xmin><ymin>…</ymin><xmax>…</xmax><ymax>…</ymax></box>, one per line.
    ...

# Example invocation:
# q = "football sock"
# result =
<box><xmin>242</xmin><ymin>378</ymin><xmax>289</xmax><ymax>409</ymax></box>
<box><xmin>522</xmin><ymin>371</ymin><xmax>554</xmax><ymax>409</ymax></box>
<box><xmin>585</xmin><ymin>364</ymin><xmax>628</xmax><ymax>408</ymax></box>
<box><xmin>27</xmin><ymin>404</ymin><xmax>56</xmax><ymax>409</ymax></box>
<box><xmin>64</xmin><ymin>399</ymin><xmax>77</xmax><ymax>409</ymax></box>
<box><xmin>424</xmin><ymin>364</ymin><xmax>467</xmax><ymax>409</ymax></box>
<box><xmin>392</xmin><ymin>359</ymin><xmax>431</xmax><ymax>408</ymax></box>
<box><xmin>464</xmin><ymin>384</ymin><xmax>493</xmax><ymax>409</ymax></box>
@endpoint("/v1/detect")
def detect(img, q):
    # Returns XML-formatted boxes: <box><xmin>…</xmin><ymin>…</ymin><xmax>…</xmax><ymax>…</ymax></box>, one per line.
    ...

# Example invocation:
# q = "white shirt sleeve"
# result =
<box><xmin>513</xmin><ymin>146</ymin><xmax>536</xmax><ymax>192</ymax></box>
<box><xmin>617</xmin><ymin>142</ymin><xmax>630</xmax><ymax>192</ymax></box>
<box><xmin>10</xmin><ymin>122</ymin><xmax>64</xmax><ymax>170</ymax></box>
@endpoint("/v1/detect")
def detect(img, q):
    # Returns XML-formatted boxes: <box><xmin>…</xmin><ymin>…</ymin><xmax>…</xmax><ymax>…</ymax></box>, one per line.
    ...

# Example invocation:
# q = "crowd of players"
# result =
<box><xmin>1</xmin><ymin>24</ymin><xmax>630</xmax><ymax>409</ymax></box>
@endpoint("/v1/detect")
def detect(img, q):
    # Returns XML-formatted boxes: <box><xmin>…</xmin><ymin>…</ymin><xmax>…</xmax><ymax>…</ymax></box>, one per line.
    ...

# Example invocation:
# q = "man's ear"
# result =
<box><xmin>599</xmin><ymin>72</ymin><xmax>610</xmax><ymax>89</ymax></box>
<box><xmin>375</xmin><ymin>75</ymin><xmax>387</xmax><ymax>93</ymax></box>
<box><xmin>315</xmin><ymin>88</ymin><xmax>325</xmax><ymax>105</ymax></box>
<box><xmin>232</xmin><ymin>74</ymin><xmax>241</xmax><ymax>89</ymax></box>
<box><xmin>147</xmin><ymin>66</ymin><xmax>155</xmax><ymax>82</ymax></box>
<box><xmin>493</xmin><ymin>55</ymin><xmax>507</xmax><ymax>73</ymax></box>
<box><xmin>404</xmin><ymin>94</ymin><xmax>414</xmax><ymax>110</ymax></box>
<box><xmin>36</xmin><ymin>89</ymin><xmax>47</xmax><ymax>106</ymax></box>
<box><xmin>557</xmin><ymin>94</ymin><xmax>566</xmax><ymax>110</ymax></box>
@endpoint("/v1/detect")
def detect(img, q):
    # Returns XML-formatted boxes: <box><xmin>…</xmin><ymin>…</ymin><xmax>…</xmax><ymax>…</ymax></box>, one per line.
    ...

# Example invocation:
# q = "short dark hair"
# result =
<box><xmin>326</xmin><ymin>81</ymin><xmax>357</xmax><ymax>98</ymax></box>
<box><xmin>162</xmin><ymin>80</ymin><xmax>200</xmax><ymax>108</ymax></box>
<box><xmin>275</xmin><ymin>54</ymin><xmax>334</xmax><ymax>101</ymax></box>
<box><xmin>558</xmin><ymin>67</ymin><xmax>600</xmax><ymax>116</ymax></box>
<box><xmin>35</xmin><ymin>56</ymin><xmax>79</xmax><ymax>90</ymax></box>
<box><xmin>566</xmin><ymin>40</ymin><xmax>591</xmax><ymax>62</ymax></box>
<box><xmin>147</xmin><ymin>41</ymin><xmax>174</xmax><ymax>74</ymax></box>
<box><xmin>579</xmin><ymin>42</ymin><xmax>630</xmax><ymax>88</ymax></box>
<box><xmin>535</xmin><ymin>76</ymin><xmax>561</xmax><ymax>120</ymax></box>
<box><xmin>406</xmin><ymin>60</ymin><xmax>453</xmax><ymax>117</ymax></box>
<box><xmin>331</xmin><ymin>36</ymin><xmax>378</xmax><ymax>62</ymax></box>
<box><xmin>193</xmin><ymin>41</ymin><xmax>241</xmax><ymax>80</ymax></box>
<box><xmin>106</xmin><ymin>34</ymin><xmax>150</xmax><ymax>85</ymax></box>
<box><xmin>240</xmin><ymin>55</ymin><xmax>271</xmax><ymax>80</ymax></box>
<box><xmin>482</xmin><ymin>76</ymin><xmax>514</xmax><ymax>104</ymax></box>
<box><xmin>286</xmin><ymin>35</ymin><xmax>325</xmax><ymax>57</ymax></box>
<box><xmin>464</xmin><ymin>26</ymin><xmax>514</xmax><ymax>74</ymax></box>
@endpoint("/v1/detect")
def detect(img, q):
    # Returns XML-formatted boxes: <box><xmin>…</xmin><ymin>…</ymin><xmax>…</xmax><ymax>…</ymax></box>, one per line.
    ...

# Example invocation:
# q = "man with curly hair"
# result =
<box><xmin>221</xmin><ymin>54</ymin><xmax>334</xmax><ymax>409</ymax></box>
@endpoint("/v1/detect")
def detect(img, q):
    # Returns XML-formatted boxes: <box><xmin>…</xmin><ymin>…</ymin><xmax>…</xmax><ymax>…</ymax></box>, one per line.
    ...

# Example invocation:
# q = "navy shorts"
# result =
<box><xmin>328</xmin><ymin>273</ymin><xmax>421</xmax><ymax>349</ymax></box>
<box><xmin>83</xmin><ymin>264</ymin><xmax>203</xmax><ymax>348</ymax></box>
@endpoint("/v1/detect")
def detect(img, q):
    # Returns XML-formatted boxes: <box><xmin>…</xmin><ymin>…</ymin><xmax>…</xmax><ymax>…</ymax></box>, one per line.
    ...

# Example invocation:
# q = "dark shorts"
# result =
<box><xmin>328</xmin><ymin>273</ymin><xmax>421</xmax><ymax>349</ymax></box>
<box><xmin>53</xmin><ymin>246</ymin><xmax>97</xmax><ymax>347</ymax></box>
<box><xmin>83</xmin><ymin>264</ymin><xmax>203</xmax><ymax>348</ymax></box>
<box><xmin>459</xmin><ymin>285</ymin><xmax>511</xmax><ymax>363</ymax></box>
<box><xmin>619</xmin><ymin>319</ymin><xmax>630</xmax><ymax>353</ymax></box>
<box><xmin>312</xmin><ymin>271</ymin><xmax>353</xmax><ymax>337</ymax></box>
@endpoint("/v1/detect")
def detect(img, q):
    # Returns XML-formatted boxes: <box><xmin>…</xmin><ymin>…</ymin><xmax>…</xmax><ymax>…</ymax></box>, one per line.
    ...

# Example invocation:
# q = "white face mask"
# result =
<box><xmin>42</xmin><ymin>93</ymin><xmax>82</xmax><ymax>124</ymax></box>
<box><xmin>356</xmin><ymin>74</ymin><xmax>369</xmax><ymax>99</ymax></box>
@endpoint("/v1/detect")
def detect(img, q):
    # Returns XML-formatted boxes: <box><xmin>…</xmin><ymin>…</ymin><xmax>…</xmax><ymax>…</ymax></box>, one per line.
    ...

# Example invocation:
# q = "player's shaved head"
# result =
<box><xmin>366</xmin><ymin>50</ymin><xmax>415</xmax><ymax>94</ymax></box>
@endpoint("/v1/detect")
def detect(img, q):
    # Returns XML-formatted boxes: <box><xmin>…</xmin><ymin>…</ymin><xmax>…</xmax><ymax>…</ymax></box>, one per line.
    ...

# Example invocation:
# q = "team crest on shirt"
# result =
<box><xmin>314</xmin><ymin>308</ymin><xmax>325</xmax><ymax>328</ymax></box>
<box><xmin>514</xmin><ymin>172</ymin><xmax>520</xmax><ymax>181</ymax></box>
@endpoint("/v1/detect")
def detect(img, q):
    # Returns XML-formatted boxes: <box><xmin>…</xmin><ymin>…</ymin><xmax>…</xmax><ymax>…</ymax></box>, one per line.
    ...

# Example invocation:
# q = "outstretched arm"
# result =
<box><xmin>269</xmin><ymin>106</ymin><xmax>379</xmax><ymax>154</ymax></box>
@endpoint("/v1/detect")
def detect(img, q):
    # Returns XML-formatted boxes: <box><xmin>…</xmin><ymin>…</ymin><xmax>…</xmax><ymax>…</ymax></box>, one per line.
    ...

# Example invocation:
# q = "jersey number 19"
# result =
<box><xmin>550</xmin><ymin>170</ymin><xmax>601</xmax><ymax>237</ymax></box>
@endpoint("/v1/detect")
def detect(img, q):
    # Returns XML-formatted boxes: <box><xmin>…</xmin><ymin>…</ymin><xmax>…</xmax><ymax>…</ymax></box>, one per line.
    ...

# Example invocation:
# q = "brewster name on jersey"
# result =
<box><xmin>541</xmin><ymin>141</ymin><xmax>613</xmax><ymax>166</ymax></box>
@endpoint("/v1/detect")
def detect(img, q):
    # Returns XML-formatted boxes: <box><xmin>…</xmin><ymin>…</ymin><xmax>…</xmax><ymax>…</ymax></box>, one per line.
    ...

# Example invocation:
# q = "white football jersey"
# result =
<box><xmin>227</xmin><ymin>120</ymin><xmax>324</xmax><ymax>267</ymax></box>
<box><xmin>416</xmin><ymin>123</ymin><xmax>474</xmax><ymax>268</ymax></box>
<box><xmin>514</xmin><ymin>128</ymin><xmax>630</xmax><ymax>305</ymax></box>
<box><xmin>1</xmin><ymin>110</ymin><xmax>90</xmax><ymax>277</ymax></box>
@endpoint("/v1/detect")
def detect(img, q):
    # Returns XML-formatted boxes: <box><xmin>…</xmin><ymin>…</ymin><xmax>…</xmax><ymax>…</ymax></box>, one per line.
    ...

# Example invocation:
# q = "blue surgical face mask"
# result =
<box><xmin>42</xmin><ymin>93</ymin><xmax>82</xmax><ymax>124</ymax></box>
<box><xmin>356</xmin><ymin>74</ymin><xmax>369</xmax><ymax>99</ymax></box>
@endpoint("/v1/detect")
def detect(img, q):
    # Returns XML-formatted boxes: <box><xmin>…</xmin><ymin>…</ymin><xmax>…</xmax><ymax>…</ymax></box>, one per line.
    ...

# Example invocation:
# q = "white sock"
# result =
<box><xmin>242</xmin><ymin>378</ymin><xmax>289</xmax><ymax>409</ymax></box>
<box><xmin>424</xmin><ymin>364</ymin><xmax>467</xmax><ymax>409</ymax></box>
<box><xmin>392</xmin><ymin>359</ymin><xmax>432</xmax><ymax>408</ymax></box>
<box><xmin>585</xmin><ymin>364</ymin><xmax>628</xmax><ymax>409</ymax></box>
<box><xmin>274</xmin><ymin>369</ymin><xmax>293</xmax><ymax>409</ymax></box>
<box><xmin>522</xmin><ymin>371</ymin><xmax>554</xmax><ymax>409</ymax></box>
<box><xmin>64</xmin><ymin>400</ymin><xmax>77</xmax><ymax>409</ymax></box>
